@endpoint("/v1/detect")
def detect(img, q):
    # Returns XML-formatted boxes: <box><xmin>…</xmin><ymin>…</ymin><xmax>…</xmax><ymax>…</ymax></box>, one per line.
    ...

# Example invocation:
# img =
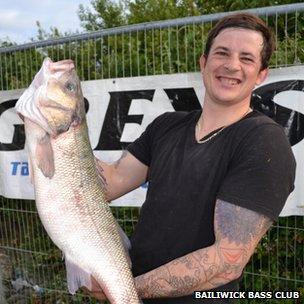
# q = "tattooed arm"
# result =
<box><xmin>94</xmin><ymin>151</ymin><xmax>148</xmax><ymax>201</ymax></box>
<box><xmin>135</xmin><ymin>199</ymin><xmax>273</xmax><ymax>298</ymax></box>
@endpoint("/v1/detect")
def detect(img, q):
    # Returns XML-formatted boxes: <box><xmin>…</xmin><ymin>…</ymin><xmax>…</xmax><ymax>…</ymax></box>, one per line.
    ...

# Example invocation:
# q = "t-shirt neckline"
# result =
<box><xmin>193</xmin><ymin>109</ymin><xmax>256</xmax><ymax>144</ymax></box>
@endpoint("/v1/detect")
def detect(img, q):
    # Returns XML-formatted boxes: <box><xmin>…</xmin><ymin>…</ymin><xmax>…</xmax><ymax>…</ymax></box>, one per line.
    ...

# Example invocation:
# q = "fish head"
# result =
<box><xmin>16</xmin><ymin>58</ymin><xmax>85</xmax><ymax>136</ymax></box>
<box><xmin>38</xmin><ymin>59</ymin><xmax>85</xmax><ymax>136</ymax></box>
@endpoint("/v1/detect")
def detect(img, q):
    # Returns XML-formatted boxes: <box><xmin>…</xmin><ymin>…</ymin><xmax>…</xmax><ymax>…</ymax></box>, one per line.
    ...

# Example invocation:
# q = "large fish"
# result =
<box><xmin>15</xmin><ymin>58</ymin><xmax>140</xmax><ymax>304</ymax></box>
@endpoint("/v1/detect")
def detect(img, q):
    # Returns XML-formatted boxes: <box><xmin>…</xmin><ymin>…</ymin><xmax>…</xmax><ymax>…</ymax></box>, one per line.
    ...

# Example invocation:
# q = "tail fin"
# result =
<box><xmin>65</xmin><ymin>255</ymin><xmax>92</xmax><ymax>295</ymax></box>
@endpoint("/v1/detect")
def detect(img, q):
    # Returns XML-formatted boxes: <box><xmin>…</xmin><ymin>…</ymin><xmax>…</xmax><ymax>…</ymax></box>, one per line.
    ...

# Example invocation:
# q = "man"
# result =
<box><xmin>89</xmin><ymin>13</ymin><xmax>296</xmax><ymax>303</ymax></box>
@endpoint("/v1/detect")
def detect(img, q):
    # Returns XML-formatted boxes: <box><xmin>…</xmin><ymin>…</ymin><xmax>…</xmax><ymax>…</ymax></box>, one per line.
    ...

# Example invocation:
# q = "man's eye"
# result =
<box><xmin>242</xmin><ymin>57</ymin><xmax>254</xmax><ymax>62</ymax></box>
<box><xmin>216</xmin><ymin>51</ymin><xmax>228</xmax><ymax>56</ymax></box>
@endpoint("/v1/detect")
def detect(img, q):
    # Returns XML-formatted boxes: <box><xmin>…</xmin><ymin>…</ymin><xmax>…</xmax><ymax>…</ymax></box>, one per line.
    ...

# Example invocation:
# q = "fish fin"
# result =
<box><xmin>65</xmin><ymin>256</ymin><xmax>92</xmax><ymax>295</ymax></box>
<box><xmin>35</xmin><ymin>133</ymin><xmax>55</xmax><ymax>178</ymax></box>
<box><xmin>28</xmin><ymin>157</ymin><xmax>34</xmax><ymax>185</ymax></box>
<box><xmin>117</xmin><ymin>225</ymin><xmax>131</xmax><ymax>251</ymax></box>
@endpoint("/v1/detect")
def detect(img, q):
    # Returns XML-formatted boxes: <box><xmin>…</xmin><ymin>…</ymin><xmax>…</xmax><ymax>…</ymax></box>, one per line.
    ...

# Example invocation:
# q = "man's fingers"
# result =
<box><xmin>49</xmin><ymin>60</ymin><xmax>75</xmax><ymax>73</ymax></box>
<box><xmin>80</xmin><ymin>275</ymin><xmax>107</xmax><ymax>301</ymax></box>
<box><xmin>81</xmin><ymin>288</ymin><xmax>106</xmax><ymax>302</ymax></box>
<box><xmin>81</xmin><ymin>286</ymin><xmax>90</xmax><ymax>293</ymax></box>
<box><xmin>90</xmin><ymin>275</ymin><xmax>104</xmax><ymax>292</ymax></box>
<box><xmin>90</xmin><ymin>291</ymin><xmax>107</xmax><ymax>301</ymax></box>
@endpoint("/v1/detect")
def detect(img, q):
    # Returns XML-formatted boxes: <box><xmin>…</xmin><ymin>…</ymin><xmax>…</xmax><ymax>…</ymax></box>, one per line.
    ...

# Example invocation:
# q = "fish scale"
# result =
<box><xmin>16</xmin><ymin>58</ymin><xmax>141</xmax><ymax>304</ymax></box>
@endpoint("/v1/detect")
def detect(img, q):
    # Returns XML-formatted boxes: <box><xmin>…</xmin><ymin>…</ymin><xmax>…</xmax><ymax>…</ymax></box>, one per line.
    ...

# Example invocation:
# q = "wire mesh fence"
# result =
<box><xmin>0</xmin><ymin>3</ymin><xmax>304</xmax><ymax>90</ymax></box>
<box><xmin>0</xmin><ymin>198</ymin><xmax>303</xmax><ymax>303</ymax></box>
<box><xmin>0</xmin><ymin>3</ymin><xmax>304</xmax><ymax>303</ymax></box>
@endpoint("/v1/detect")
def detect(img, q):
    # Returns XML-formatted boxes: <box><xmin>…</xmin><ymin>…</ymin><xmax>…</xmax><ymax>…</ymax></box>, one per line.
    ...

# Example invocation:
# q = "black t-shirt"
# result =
<box><xmin>127</xmin><ymin>110</ymin><xmax>296</xmax><ymax>303</ymax></box>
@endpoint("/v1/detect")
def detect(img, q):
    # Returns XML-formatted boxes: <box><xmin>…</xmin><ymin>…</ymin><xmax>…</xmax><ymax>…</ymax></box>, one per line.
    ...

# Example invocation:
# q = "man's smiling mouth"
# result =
<box><xmin>217</xmin><ymin>76</ymin><xmax>242</xmax><ymax>85</ymax></box>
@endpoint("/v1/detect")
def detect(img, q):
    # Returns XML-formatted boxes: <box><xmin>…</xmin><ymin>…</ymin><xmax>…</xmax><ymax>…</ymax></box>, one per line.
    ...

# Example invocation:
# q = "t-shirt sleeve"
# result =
<box><xmin>217</xmin><ymin>124</ymin><xmax>296</xmax><ymax>221</ymax></box>
<box><xmin>126</xmin><ymin>112</ymin><xmax>172</xmax><ymax>166</ymax></box>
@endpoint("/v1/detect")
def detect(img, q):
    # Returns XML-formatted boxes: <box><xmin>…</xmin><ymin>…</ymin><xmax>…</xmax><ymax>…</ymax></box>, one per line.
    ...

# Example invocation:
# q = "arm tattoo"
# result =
<box><xmin>209</xmin><ymin>199</ymin><xmax>273</xmax><ymax>286</ymax></box>
<box><xmin>135</xmin><ymin>199</ymin><xmax>273</xmax><ymax>299</ymax></box>
<box><xmin>215</xmin><ymin>199</ymin><xmax>273</xmax><ymax>245</ymax></box>
<box><xmin>136</xmin><ymin>255</ymin><xmax>203</xmax><ymax>298</ymax></box>
<box><xmin>114</xmin><ymin>150</ymin><xmax>128</xmax><ymax>169</ymax></box>
<box><xmin>95</xmin><ymin>151</ymin><xmax>128</xmax><ymax>199</ymax></box>
<box><xmin>94</xmin><ymin>157</ymin><xmax>108</xmax><ymax>190</ymax></box>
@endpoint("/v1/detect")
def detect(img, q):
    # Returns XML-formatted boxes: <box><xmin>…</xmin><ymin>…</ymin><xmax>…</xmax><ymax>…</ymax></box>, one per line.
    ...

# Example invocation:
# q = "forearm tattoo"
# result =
<box><xmin>114</xmin><ymin>150</ymin><xmax>128</xmax><ymax>169</ymax></box>
<box><xmin>94</xmin><ymin>158</ymin><xmax>108</xmax><ymax>190</ymax></box>
<box><xmin>136</xmin><ymin>199</ymin><xmax>273</xmax><ymax>299</ymax></box>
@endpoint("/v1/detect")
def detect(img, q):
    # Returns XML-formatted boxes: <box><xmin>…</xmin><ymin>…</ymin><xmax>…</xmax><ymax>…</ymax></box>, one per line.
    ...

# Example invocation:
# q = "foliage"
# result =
<box><xmin>78</xmin><ymin>0</ymin><xmax>127</xmax><ymax>30</ymax></box>
<box><xmin>195</xmin><ymin>0</ymin><xmax>302</xmax><ymax>14</ymax></box>
<box><xmin>126</xmin><ymin>0</ymin><xmax>201</xmax><ymax>24</ymax></box>
<box><xmin>34</xmin><ymin>21</ymin><xmax>62</xmax><ymax>41</ymax></box>
<box><xmin>0</xmin><ymin>39</ymin><xmax>16</xmax><ymax>48</ymax></box>
<box><xmin>78</xmin><ymin>0</ymin><xmax>304</xmax><ymax>26</ymax></box>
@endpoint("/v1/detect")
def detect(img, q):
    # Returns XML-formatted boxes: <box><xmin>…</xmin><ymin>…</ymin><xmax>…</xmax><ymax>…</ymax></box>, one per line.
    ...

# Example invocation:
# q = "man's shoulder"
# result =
<box><xmin>245</xmin><ymin>110</ymin><xmax>280</xmax><ymax>126</ymax></box>
<box><xmin>239</xmin><ymin>110</ymin><xmax>285</xmax><ymax>136</ymax></box>
<box><xmin>150</xmin><ymin>110</ymin><xmax>199</xmax><ymax>129</ymax></box>
<box><xmin>230</xmin><ymin>110</ymin><xmax>293</xmax><ymax>158</ymax></box>
<box><xmin>155</xmin><ymin>110</ymin><xmax>198</xmax><ymax>122</ymax></box>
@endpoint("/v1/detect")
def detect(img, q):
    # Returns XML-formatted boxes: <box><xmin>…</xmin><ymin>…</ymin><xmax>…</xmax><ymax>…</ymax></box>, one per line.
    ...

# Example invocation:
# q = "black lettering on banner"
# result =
<box><xmin>251</xmin><ymin>80</ymin><xmax>304</xmax><ymax>146</ymax></box>
<box><xmin>83</xmin><ymin>97</ymin><xmax>89</xmax><ymax>113</ymax></box>
<box><xmin>94</xmin><ymin>90</ymin><xmax>155</xmax><ymax>150</ymax></box>
<box><xmin>0</xmin><ymin>99</ymin><xmax>25</xmax><ymax>151</ymax></box>
<box><xmin>1</xmin><ymin>80</ymin><xmax>303</xmax><ymax>151</ymax></box>
<box><xmin>95</xmin><ymin>88</ymin><xmax>201</xmax><ymax>150</ymax></box>
<box><xmin>0</xmin><ymin>97</ymin><xmax>89</xmax><ymax>151</ymax></box>
<box><xmin>164</xmin><ymin>88</ymin><xmax>201</xmax><ymax>111</ymax></box>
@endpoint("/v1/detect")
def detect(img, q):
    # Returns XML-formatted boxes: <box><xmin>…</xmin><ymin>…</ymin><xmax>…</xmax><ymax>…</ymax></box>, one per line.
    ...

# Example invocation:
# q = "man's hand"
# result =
<box><xmin>81</xmin><ymin>275</ymin><xmax>107</xmax><ymax>302</ymax></box>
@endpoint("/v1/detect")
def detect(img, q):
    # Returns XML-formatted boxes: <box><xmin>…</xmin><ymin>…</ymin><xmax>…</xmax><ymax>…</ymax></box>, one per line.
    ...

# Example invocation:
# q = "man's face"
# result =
<box><xmin>200</xmin><ymin>28</ymin><xmax>268</xmax><ymax>106</ymax></box>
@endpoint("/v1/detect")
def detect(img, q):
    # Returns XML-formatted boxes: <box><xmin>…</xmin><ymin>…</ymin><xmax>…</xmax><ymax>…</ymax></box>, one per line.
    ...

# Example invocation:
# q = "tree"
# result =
<box><xmin>78</xmin><ymin>0</ymin><xmax>303</xmax><ymax>30</ymax></box>
<box><xmin>0</xmin><ymin>39</ymin><xmax>16</xmax><ymax>48</ymax></box>
<box><xmin>127</xmin><ymin>0</ymin><xmax>202</xmax><ymax>24</ymax></box>
<box><xmin>195</xmin><ymin>0</ymin><xmax>302</xmax><ymax>14</ymax></box>
<box><xmin>78</xmin><ymin>0</ymin><xmax>127</xmax><ymax>30</ymax></box>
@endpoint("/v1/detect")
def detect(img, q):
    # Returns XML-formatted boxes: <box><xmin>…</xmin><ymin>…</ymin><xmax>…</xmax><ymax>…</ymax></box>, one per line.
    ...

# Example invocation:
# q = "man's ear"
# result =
<box><xmin>199</xmin><ymin>54</ymin><xmax>207</xmax><ymax>72</ymax></box>
<box><xmin>256</xmin><ymin>68</ymin><xmax>269</xmax><ymax>86</ymax></box>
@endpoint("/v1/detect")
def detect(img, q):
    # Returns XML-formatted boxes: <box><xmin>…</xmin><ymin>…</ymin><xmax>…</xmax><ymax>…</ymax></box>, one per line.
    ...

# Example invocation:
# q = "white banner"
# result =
<box><xmin>0</xmin><ymin>67</ymin><xmax>303</xmax><ymax>216</ymax></box>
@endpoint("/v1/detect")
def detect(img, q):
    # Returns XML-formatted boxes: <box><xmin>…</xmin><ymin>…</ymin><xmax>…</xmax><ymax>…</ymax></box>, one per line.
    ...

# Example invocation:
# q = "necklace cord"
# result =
<box><xmin>196</xmin><ymin>108</ymin><xmax>252</xmax><ymax>144</ymax></box>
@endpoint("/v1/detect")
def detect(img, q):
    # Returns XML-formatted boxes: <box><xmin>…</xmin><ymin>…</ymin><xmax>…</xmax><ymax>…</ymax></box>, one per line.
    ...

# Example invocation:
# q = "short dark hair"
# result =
<box><xmin>204</xmin><ymin>13</ymin><xmax>275</xmax><ymax>70</ymax></box>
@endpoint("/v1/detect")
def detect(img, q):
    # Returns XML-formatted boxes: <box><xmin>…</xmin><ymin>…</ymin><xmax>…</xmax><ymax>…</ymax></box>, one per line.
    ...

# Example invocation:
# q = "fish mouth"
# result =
<box><xmin>43</xmin><ymin>101</ymin><xmax>75</xmax><ymax>113</ymax></box>
<box><xmin>38</xmin><ymin>101</ymin><xmax>80</xmax><ymax>136</ymax></box>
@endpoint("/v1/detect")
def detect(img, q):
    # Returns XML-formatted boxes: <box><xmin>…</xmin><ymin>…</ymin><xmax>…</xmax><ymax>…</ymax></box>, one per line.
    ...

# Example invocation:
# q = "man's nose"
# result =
<box><xmin>223</xmin><ymin>55</ymin><xmax>241</xmax><ymax>71</ymax></box>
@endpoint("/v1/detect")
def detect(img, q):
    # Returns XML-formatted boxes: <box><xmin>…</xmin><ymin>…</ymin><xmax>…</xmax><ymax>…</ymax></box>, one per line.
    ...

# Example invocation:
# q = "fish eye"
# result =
<box><xmin>66</xmin><ymin>82</ymin><xmax>76</xmax><ymax>92</ymax></box>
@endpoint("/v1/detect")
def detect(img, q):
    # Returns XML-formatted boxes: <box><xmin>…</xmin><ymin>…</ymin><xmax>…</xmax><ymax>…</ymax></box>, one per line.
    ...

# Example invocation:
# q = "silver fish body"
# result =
<box><xmin>16</xmin><ymin>58</ymin><xmax>140</xmax><ymax>304</ymax></box>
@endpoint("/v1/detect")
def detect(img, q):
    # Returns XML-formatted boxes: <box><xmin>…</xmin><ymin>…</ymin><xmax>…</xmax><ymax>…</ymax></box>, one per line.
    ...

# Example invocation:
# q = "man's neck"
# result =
<box><xmin>199</xmin><ymin>98</ymin><xmax>251</xmax><ymax>136</ymax></box>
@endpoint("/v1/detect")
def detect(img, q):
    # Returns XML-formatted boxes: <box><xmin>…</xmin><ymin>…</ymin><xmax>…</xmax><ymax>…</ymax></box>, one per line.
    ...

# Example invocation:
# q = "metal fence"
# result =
<box><xmin>0</xmin><ymin>3</ymin><xmax>304</xmax><ymax>303</ymax></box>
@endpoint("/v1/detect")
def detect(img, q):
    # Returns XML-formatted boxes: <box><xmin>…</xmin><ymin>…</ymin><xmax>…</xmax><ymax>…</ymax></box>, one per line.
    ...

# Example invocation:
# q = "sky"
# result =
<box><xmin>0</xmin><ymin>0</ymin><xmax>93</xmax><ymax>44</ymax></box>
